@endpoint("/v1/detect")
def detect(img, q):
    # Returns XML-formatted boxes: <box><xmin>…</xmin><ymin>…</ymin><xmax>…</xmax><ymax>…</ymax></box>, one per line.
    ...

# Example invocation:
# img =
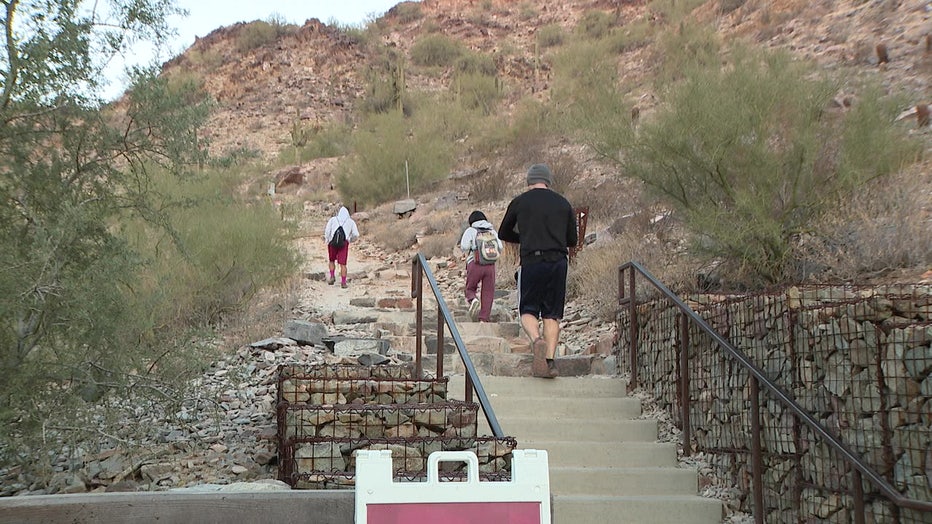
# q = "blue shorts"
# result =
<box><xmin>517</xmin><ymin>258</ymin><xmax>568</xmax><ymax>320</ymax></box>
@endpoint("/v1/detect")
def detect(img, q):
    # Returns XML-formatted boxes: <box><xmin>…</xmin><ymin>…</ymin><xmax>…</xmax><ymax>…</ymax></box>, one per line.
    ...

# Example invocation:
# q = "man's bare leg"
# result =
<box><xmin>542</xmin><ymin>318</ymin><xmax>560</xmax><ymax>360</ymax></box>
<box><xmin>522</xmin><ymin>314</ymin><xmax>551</xmax><ymax>378</ymax></box>
<box><xmin>521</xmin><ymin>313</ymin><xmax>541</xmax><ymax>343</ymax></box>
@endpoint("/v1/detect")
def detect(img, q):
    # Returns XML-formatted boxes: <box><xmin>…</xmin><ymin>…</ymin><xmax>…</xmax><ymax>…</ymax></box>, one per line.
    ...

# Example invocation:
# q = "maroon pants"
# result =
<box><xmin>465</xmin><ymin>262</ymin><xmax>496</xmax><ymax>322</ymax></box>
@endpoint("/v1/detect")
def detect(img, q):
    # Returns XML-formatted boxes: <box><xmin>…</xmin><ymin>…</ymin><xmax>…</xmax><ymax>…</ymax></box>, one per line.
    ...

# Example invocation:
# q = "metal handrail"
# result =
<box><xmin>411</xmin><ymin>253</ymin><xmax>504</xmax><ymax>438</ymax></box>
<box><xmin>618</xmin><ymin>260</ymin><xmax>932</xmax><ymax>517</ymax></box>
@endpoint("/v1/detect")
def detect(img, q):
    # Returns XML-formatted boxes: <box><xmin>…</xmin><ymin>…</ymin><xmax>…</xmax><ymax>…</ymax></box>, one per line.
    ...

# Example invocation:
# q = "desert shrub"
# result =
<box><xmin>454</xmin><ymin>72</ymin><xmax>502</xmax><ymax>114</ymax></box>
<box><xmin>551</xmin><ymin>40</ymin><xmax>634</xmax><ymax>155</ymax></box>
<box><xmin>277</xmin><ymin>122</ymin><xmax>353</xmax><ymax>165</ymax></box>
<box><xmin>720</xmin><ymin>0</ymin><xmax>748</xmax><ymax>14</ymax></box>
<box><xmin>185</xmin><ymin>48</ymin><xmax>224</xmax><ymax>70</ymax></box>
<box><xmin>537</xmin><ymin>24</ymin><xmax>564</xmax><ymax>48</ymax></box>
<box><xmin>360</xmin><ymin>50</ymin><xmax>411</xmax><ymax>114</ymax></box>
<box><xmin>479</xmin><ymin>97</ymin><xmax>563</xmax><ymax>169</ymax></box>
<box><xmin>454</xmin><ymin>51</ymin><xmax>498</xmax><ymax>77</ymax></box>
<box><xmin>576</xmin><ymin>10</ymin><xmax>616</xmax><ymax>40</ymax></box>
<box><xmin>619</xmin><ymin>46</ymin><xmax>920</xmax><ymax>286</ymax></box>
<box><xmin>550</xmin><ymin>39</ymin><xmax>617</xmax><ymax>104</ymax></box>
<box><xmin>606</xmin><ymin>19</ymin><xmax>654</xmax><ymax>53</ymax></box>
<box><xmin>519</xmin><ymin>3</ymin><xmax>538</xmax><ymax>20</ymax></box>
<box><xmin>391</xmin><ymin>2</ymin><xmax>424</xmax><ymax>24</ymax></box>
<box><xmin>648</xmin><ymin>0</ymin><xmax>707</xmax><ymax>23</ymax></box>
<box><xmin>335</xmin><ymin>24</ymin><xmax>370</xmax><ymax>47</ymax></box>
<box><xmin>336</xmin><ymin>111</ymin><xmax>453</xmax><ymax>205</ymax></box>
<box><xmin>410</xmin><ymin>34</ymin><xmax>464</xmax><ymax>68</ymax></box>
<box><xmin>208</xmin><ymin>146</ymin><xmax>261</xmax><ymax>169</ymax></box>
<box><xmin>235</xmin><ymin>18</ymin><xmax>292</xmax><ymax>52</ymax></box>
<box><xmin>126</xmin><ymin>167</ymin><xmax>299</xmax><ymax>326</ymax></box>
<box><xmin>653</xmin><ymin>21</ymin><xmax>721</xmax><ymax>86</ymax></box>
<box><xmin>412</xmin><ymin>95</ymin><xmax>487</xmax><ymax>143</ymax></box>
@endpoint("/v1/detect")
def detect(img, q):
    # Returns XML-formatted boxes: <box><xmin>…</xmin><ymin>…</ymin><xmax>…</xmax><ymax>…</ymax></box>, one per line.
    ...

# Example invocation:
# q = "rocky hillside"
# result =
<box><xmin>162</xmin><ymin>0</ymin><xmax>932</xmax><ymax>163</ymax></box>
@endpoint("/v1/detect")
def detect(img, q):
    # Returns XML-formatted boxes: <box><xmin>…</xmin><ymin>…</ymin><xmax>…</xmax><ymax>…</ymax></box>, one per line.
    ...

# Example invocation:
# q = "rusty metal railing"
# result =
<box><xmin>411</xmin><ymin>253</ymin><xmax>504</xmax><ymax>438</ymax></box>
<box><xmin>617</xmin><ymin>260</ymin><xmax>932</xmax><ymax>523</ymax></box>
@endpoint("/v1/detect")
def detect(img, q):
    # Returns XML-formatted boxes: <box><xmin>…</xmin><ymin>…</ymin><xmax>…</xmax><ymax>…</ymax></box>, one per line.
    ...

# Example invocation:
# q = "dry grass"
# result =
<box><xmin>219</xmin><ymin>276</ymin><xmax>303</xmax><ymax>347</ymax></box>
<box><xmin>466</xmin><ymin>168</ymin><xmax>522</xmax><ymax>204</ymax></box>
<box><xmin>798</xmin><ymin>163</ymin><xmax>932</xmax><ymax>281</ymax></box>
<box><xmin>366</xmin><ymin>208</ymin><xmax>419</xmax><ymax>252</ymax></box>
<box><xmin>565</xmin><ymin>177</ymin><xmax>644</xmax><ymax>225</ymax></box>
<box><xmin>569</xmin><ymin>221</ymin><xmax>698</xmax><ymax>321</ymax></box>
<box><xmin>419</xmin><ymin>232</ymin><xmax>460</xmax><ymax>259</ymax></box>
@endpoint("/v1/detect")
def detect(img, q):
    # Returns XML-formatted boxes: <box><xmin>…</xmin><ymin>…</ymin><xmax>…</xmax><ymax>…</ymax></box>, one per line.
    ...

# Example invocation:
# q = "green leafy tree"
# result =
<box><xmin>0</xmin><ymin>0</ymin><xmax>216</xmax><ymax>458</ymax></box>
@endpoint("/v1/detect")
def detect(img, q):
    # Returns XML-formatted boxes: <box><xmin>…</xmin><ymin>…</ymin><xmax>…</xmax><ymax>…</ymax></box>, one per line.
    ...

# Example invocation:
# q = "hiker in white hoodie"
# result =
<box><xmin>324</xmin><ymin>206</ymin><xmax>360</xmax><ymax>288</ymax></box>
<box><xmin>459</xmin><ymin>210</ymin><xmax>503</xmax><ymax>322</ymax></box>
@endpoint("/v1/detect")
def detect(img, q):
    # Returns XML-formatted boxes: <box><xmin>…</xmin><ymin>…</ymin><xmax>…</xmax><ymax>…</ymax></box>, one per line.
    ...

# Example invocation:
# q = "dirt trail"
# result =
<box><xmin>293</xmin><ymin>209</ymin><xmax>413</xmax><ymax>320</ymax></box>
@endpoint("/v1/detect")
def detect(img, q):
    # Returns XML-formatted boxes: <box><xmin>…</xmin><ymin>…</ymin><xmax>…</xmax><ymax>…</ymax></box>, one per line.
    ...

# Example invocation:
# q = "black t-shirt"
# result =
<box><xmin>499</xmin><ymin>188</ymin><xmax>578</xmax><ymax>264</ymax></box>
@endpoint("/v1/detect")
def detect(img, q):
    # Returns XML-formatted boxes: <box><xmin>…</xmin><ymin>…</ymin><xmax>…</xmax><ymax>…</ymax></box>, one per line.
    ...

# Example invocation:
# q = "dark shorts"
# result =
<box><xmin>328</xmin><ymin>243</ymin><xmax>349</xmax><ymax>265</ymax></box>
<box><xmin>517</xmin><ymin>258</ymin><xmax>568</xmax><ymax>320</ymax></box>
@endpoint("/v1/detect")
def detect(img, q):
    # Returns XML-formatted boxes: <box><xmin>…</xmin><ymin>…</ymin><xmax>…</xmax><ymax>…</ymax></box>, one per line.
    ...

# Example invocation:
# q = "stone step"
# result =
<box><xmin>448</xmin><ymin>375</ymin><xmax>628</xmax><ymax>398</ymax></box>
<box><xmin>385</xmin><ymin>334</ymin><xmax>528</xmax><ymax>355</ymax></box>
<box><xmin>453</xmin><ymin>321</ymin><xmax>523</xmax><ymax>339</ymax></box>
<box><xmin>549</xmin><ymin>467</ymin><xmax>698</xmax><ymax>496</ymax></box>
<box><xmin>554</xmin><ymin>495</ymin><xmax>723</xmax><ymax>524</ymax></box>
<box><xmin>521</xmin><ymin>441</ymin><xmax>678</xmax><ymax>468</ymax></box>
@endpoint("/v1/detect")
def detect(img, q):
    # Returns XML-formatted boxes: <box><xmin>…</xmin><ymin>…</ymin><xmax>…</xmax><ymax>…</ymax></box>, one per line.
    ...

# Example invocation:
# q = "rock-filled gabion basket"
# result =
<box><xmin>276</xmin><ymin>364</ymin><xmax>516</xmax><ymax>488</ymax></box>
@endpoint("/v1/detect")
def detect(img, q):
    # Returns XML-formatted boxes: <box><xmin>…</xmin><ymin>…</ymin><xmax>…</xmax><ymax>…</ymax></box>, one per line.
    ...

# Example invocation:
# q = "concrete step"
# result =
<box><xmin>479</xmin><ymin>417</ymin><xmax>658</xmax><ymax>442</ymax></box>
<box><xmin>455</xmin><ymin>375</ymin><xmax>723</xmax><ymax>523</ymax></box>
<box><xmin>482</xmin><ymin>395</ymin><xmax>642</xmax><ymax>418</ymax></box>
<box><xmin>519</xmin><ymin>441</ymin><xmax>678</xmax><ymax>468</ymax></box>
<box><xmin>448</xmin><ymin>375</ymin><xmax>628</xmax><ymax>398</ymax></box>
<box><xmin>549</xmin><ymin>467</ymin><xmax>698</xmax><ymax>496</ymax></box>
<box><xmin>554</xmin><ymin>495</ymin><xmax>723</xmax><ymax>524</ymax></box>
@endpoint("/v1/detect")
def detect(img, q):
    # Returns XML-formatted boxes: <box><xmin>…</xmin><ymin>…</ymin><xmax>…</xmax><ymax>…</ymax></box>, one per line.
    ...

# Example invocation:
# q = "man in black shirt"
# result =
<box><xmin>499</xmin><ymin>164</ymin><xmax>578</xmax><ymax>378</ymax></box>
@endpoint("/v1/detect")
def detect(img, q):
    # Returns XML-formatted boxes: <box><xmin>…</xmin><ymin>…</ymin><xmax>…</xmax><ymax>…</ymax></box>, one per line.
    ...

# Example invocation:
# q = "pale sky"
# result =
<box><xmin>104</xmin><ymin>0</ymin><xmax>409</xmax><ymax>99</ymax></box>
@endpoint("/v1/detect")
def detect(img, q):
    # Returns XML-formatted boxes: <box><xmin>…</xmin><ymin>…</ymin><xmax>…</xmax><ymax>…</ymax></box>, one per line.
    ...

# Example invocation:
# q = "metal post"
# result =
<box><xmin>679</xmin><ymin>313</ymin><xmax>691</xmax><ymax>457</ymax></box>
<box><xmin>750</xmin><ymin>376</ymin><xmax>764</xmax><ymax>524</ymax></box>
<box><xmin>628</xmin><ymin>267</ymin><xmax>638</xmax><ymax>392</ymax></box>
<box><xmin>853</xmin><ymin>469</ymin><xmax>865</xmax><ymax>524</ymax></box>
<box><xmin>436</xmin><ymin>303</ymin><xmax>445</xmax><ymax>378</ymax></box>
<box><xmin>412</xmin><ymin>260</ymin><xmax>424</xmax><ymax>379</ymax></box>
<box><xmin>465</xmin><ymin>372</ymin><xmax>474</xmax><ymax>403</ymax></box>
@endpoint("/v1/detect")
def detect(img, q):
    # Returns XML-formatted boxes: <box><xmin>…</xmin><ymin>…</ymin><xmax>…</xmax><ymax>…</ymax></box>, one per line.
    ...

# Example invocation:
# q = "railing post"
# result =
<box><xmin>853</xmin><ymin>469</ymin><xmax>865</xmax><ymax>524</ymax></box>
<box><xmin>465</xmin><ymin>372</ymin><xmax>474</xmax><ymax>403</ymax></box>
<box><xmin>750</xmin><ymin>375</ymin><xmax>764</xmax><ymax>524</ymax></box>
<box><xmin>436</xmin><ymin>302</ymin><xmax>444</xmax><ymax>378</ymax></box>
<box><xmin>412</xmin><ymin>260</ymin><xmax>424</xmax><ymax>379</ymax></box>
<box><xmin>628</xmin><ymin>266</ymin><xmax>638</xmax><ymax>392</ymax></box>
<box><xmin>679</xmin><ymin>312</ymin><xmax>691</xmax><ymax>457</ymax></box>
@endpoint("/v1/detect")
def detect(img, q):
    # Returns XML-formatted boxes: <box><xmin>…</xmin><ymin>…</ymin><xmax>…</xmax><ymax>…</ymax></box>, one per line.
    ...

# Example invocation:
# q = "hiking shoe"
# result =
<box><xmin>547</xmin><ymin>358</ymin><xmax>559</xmax><ymax>378</ymax></box>
<box><xmin>531</xmin><ymin>338</ymin><xmax>552</xmax><ymax>378</ymax></box>
<box><xmin>327</xmin><ymin>276</ymin><xmax>335</xmax><ymax>285</ymax></box>
<box><xmin>468</xmin><ymin>298</ymin><xmax>480</xmax><ymax>322</ymax></box>
<box><xmin>341</xmin><ymin>282</ymin><xmax>348</xmax><ymax>289</ymax></box>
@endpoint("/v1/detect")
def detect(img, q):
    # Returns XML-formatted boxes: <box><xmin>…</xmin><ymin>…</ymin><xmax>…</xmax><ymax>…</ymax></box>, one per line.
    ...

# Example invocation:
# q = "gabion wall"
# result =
<box><xmin>618</xmin><ymin>284</ymin><xmax>932</xmax><ymax>523</ymax></box>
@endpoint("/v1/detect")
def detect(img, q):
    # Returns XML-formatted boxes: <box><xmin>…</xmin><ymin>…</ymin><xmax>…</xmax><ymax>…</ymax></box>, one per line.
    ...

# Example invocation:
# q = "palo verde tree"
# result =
<box><xmin>575</xmin><ymin>39</ymin><xmax>919</xmax><ymax>286</ymax></box>
<box><xmin>0</xmin><ymin>0</ymin><xmax>216</xmax><ymax>461</ymax></box>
